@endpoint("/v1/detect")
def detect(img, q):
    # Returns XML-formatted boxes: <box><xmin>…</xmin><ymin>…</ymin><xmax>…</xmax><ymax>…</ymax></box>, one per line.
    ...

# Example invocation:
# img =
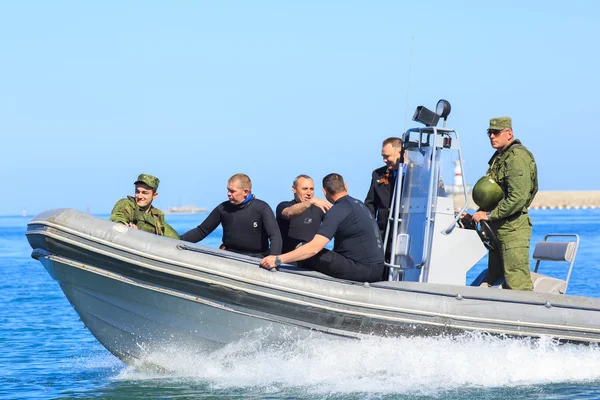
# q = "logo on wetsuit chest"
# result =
<box><xmin>303</xmin><ymin>218</ymin><xmax>313</xmax><ymax>224</ymax></box>
<box><xmin>253</xmin><ymin>222</ymin><xmax>258</xmax><ymax>228</ymax></box>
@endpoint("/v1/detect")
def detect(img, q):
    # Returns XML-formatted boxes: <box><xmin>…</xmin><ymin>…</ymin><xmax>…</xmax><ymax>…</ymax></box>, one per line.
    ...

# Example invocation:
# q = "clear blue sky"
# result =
<box><xmin>1</xmin><ymin>1</ymin><xmax>598</xmax><ymax>216</ymax></box>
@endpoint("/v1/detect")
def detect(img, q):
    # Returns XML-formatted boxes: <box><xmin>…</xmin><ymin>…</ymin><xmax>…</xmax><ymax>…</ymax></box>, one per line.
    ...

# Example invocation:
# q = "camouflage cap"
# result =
<box><xmin>488</xmin><ymin>116</ymin><xmax>512</xmax><ymax>131</ymax></box>
<box><xmin>134</xmin><ymin>174</ymin><xmax>160</xmax><ymax>190</ymax></box>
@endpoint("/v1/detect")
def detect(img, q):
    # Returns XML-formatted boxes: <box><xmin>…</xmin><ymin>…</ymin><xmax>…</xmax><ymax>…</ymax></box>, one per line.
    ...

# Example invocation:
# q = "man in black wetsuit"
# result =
<box><xmin>180</xmin><ymin>173</ymin><xmax>282</xmax><ymax>257</ymax></box>
<box><xmin>276</xmin><ymin>174</ymin><xmax>331</xmax><ymax>253</ymax></box>
<box><xmin>261</xmin><ymin>173</ymin><xmax>384</xmax><ymax>283</ymax></box>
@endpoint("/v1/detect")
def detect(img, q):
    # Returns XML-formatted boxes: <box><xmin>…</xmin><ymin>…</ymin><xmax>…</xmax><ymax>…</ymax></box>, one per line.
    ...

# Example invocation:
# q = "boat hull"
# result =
<box><xmin>39</xmin><ymin>254</ymin><xmax>315</xmax><ymax>363</ymax></box>
<box><xmin>26</xmin><ymin>209</ymin><xmax>600</xmax><ymax>365</ymax></box>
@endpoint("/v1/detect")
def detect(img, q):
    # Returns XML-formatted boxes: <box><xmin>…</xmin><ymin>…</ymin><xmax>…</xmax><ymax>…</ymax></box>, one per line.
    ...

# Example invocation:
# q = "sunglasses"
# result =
<box><xmin>487</xmin><ymin>129</ymin><xmax>507</xmax><ymax>136</ymax></box>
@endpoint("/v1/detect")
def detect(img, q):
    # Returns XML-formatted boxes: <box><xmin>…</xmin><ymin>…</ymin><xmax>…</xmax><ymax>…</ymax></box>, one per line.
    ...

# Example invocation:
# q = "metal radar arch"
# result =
<box><xmin>383</xmin><ymin>100</ymin><xmax>485</xmax><ymax>285</ymax></box>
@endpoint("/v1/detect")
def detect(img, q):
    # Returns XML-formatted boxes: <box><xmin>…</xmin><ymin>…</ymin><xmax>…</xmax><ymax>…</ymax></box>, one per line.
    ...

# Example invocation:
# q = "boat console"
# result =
<box><xmin>383</xmin><ymin>100</ymin><xmax>486</xmax><ymax>285</ymax></box>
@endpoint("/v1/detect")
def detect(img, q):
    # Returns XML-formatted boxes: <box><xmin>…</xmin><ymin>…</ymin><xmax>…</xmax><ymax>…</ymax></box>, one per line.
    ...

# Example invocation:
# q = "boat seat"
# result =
<box><xmin>532</xmin><ymin>241</ymin><xmax>577</xmax><ymax>263</ymax></box>
<box><xmin>530</xmin><ymin>272</ymin><xmax>566</xmax><ymax>295</ymax></box>
<box><xmin>531</xmin><ymin>234</ymin><xmax>579</xmax><ymax>295</ymax></box>
<box><xmin>472</xmin><ymin>271</ymin><xmax>567</xmax><ymax>294</ymax></box>
<box><xmin>469</xmin><ymin>234</ymin><xmax>579</xmax><ymax>294</ymax></box>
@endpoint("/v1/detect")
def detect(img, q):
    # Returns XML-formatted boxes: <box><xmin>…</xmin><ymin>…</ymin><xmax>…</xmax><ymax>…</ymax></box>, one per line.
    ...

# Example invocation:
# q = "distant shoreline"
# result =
<box><xmin>454</xmin><ymin>190</ymin><xmax>600</xmax><ymax>210</ymax></box>
<box><xmin>6</xmin><ymin>191</ymin><xmax>600</xmax><ymax>217</ymax></box>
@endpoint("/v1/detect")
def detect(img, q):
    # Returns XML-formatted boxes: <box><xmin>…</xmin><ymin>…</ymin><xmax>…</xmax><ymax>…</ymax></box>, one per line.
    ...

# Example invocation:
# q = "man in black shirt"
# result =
<box><xmin>276</xmin><ymin>174</ymin><xmax>331</xmax><ymax>253</ymax></box>
<box><xmin>364</xmin><ymin>137</ymin><xmax>405</xmax><ymax>236</ymax></box>
<box><xmin>261</xmin><ymin>173</ymin><xmax>384</xmax><ymax>283</ymax></box>
<box><xmin>181</xmin><ymin>173</ymin><xmax>282</xmax><ymax>257</ymax></box>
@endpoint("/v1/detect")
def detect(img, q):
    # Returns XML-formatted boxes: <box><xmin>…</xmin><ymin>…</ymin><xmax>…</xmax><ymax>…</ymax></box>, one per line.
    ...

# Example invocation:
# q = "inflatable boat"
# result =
<box><xmin>26</xmin><ymin>101</ymin><xmax>600</xmax><ymax>365</ymax></box>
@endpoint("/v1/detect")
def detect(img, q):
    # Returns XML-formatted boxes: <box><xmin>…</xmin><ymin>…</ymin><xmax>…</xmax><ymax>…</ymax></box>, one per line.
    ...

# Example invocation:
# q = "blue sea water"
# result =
<box><xmin>1</xmin><ymin>210</ymin><xmax>600</xmax><ymax>399</ymax></box>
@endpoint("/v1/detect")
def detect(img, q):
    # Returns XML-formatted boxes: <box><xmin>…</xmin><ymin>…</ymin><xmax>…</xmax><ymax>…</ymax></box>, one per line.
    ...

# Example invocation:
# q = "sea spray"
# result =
<box><xmin>113</xmin><ymin>331</ymin><xmax>600</xmax><ymax>397</ymax></box>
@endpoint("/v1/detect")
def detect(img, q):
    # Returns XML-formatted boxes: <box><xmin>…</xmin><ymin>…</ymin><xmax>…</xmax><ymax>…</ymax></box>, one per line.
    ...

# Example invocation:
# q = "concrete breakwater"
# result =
<box><xmin>453</xmin><ymin>191</ymin><xmax>600</xmax><ymax>210</ymax></box>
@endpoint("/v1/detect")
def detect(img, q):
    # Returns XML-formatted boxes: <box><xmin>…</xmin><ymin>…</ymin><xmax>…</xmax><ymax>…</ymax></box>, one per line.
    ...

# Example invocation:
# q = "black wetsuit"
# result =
<box><xmin>276</xmin><ymin>200</ymin><xmax>325</xmax><ymax>253</ymax></box>
<box><xmin>300</xmin><ymin>195</ymin><xmax>384</xmax><ymax>282</ymax></box>
<box><xmin>180</xmin><ymin>197</ymin><xmax>282</xmax><ymax>257</ymax></box>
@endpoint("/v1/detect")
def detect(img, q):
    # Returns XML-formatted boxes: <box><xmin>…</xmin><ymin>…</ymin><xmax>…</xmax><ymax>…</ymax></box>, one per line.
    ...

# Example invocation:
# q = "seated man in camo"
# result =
<box><xmin>109</xmin><ymin>174</ymin><xmax>179</xmax><ymax>239</ymax></box>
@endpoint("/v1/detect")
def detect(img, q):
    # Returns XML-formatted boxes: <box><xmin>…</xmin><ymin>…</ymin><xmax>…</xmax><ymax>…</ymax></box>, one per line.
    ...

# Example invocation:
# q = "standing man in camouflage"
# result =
<box><xmin>110</xmin><ymin>174</ymin><xmax>179</xmax><ymax>239</ymax></box>
<box><xmin>472</xmin><ymin>117</ymin><xmax>538</xmax><ymax>290</ymax></box>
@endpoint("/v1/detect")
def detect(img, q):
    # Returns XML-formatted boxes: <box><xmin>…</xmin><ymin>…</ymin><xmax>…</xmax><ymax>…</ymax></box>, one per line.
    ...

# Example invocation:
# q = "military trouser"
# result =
<box><xmin>487</xmin><ymin>214</ymin><xmax>534</xmax><ymax>291</ymax></box>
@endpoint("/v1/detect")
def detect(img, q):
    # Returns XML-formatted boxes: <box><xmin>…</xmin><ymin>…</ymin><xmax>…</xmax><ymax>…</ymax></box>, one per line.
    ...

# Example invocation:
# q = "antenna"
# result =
<box><xmin>403</xmin><ymin>37</ymin><xmax>414</xmax><ymax>132</ymax></box>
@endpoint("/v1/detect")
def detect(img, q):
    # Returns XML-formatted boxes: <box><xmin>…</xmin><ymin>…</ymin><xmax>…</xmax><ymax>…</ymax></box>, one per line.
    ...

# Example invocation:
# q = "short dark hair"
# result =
<box><xmin>382</xmin><ymin>137</ymin><xmax>403</xmax><ymax>149</ymax></box>
<box><xmin>382</xmin><ymin>136</ymin><xmax>405</xmax><ymax>163</ymax></box>
<box><xmin>293</xmin><ymin>174</ymin><xmax>312</xmax><ymax>187</ymax></box>
<box><xmin>322</xmin><ymin>173</ymin><xmax>345</xmax><ymax>195</ymax></box>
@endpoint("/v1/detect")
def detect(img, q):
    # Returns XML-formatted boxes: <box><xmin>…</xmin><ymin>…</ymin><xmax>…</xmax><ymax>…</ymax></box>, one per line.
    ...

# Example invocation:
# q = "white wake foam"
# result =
<box><xmin>111</xmin><ymin>331</ymin><xmax>600</xmax><ymax>395</ymax></box>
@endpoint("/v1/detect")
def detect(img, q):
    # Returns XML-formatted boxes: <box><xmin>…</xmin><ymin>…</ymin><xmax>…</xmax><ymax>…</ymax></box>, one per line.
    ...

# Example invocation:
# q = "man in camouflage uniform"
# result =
<box><xmin>472</xmin><ymin>117</ymin><xmax>538</xmax><ymax>290</ymax></box>
<box><xmin>110</xmin><ymin>174</ymin><xmax>179</xmax><ymax>239</ymax></box>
